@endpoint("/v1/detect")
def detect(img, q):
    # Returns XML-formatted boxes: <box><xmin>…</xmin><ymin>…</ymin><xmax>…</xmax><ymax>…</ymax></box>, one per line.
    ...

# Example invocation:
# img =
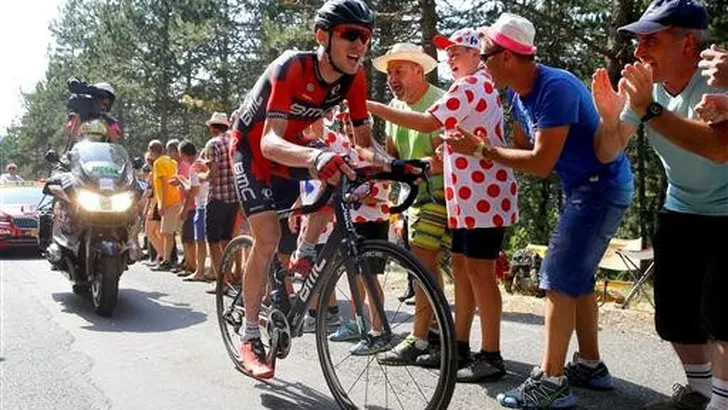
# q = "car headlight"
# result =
<box><xmin>77</xmin><ymin>190</ymin><xmax>134</xmax><ymax>212</ymax></box>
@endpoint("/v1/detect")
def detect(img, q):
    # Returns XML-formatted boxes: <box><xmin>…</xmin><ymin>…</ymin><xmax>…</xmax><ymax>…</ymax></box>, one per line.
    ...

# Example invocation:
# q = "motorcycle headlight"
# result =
<box><xmin>77</xmin><ymin>190</ymin><xmax>134</xmax><ymax>212</ymax></box>
<box><xmin>111</xmin><ymin>192</ymin><xmax>134</xmax><ymax>212</ymax></box>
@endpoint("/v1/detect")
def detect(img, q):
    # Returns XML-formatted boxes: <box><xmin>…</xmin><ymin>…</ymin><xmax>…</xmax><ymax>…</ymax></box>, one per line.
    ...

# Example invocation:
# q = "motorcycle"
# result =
<box><xmin>41</xmin><ymin>140</ymin><xmax>141</xmax><ymax>316</ymax></box>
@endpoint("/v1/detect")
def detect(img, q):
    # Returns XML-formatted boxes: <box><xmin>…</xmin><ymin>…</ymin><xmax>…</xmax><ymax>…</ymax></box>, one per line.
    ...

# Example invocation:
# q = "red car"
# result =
<box><xmin>0</xmin><ymin>182</ymin><xmax>46</xmax><ymax>251</ymax></box>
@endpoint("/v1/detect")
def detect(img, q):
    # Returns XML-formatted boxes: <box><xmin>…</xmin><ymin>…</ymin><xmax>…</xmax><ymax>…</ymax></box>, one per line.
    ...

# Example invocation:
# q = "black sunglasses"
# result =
<box><xmin>480</xmin><ymin>47</ymin><xmax>505</xmax><ymax>62</ymax></box>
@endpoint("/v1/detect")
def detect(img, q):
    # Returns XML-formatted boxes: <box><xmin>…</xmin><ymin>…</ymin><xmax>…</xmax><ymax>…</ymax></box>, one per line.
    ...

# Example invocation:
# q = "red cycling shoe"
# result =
<box><xmin>239</xmin><ymin>338</ymin><xmax>275</xmax><ymax>379</ymax></box>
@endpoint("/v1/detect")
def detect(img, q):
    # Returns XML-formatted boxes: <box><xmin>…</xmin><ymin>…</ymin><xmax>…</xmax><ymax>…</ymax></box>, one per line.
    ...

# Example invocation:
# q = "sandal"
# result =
<box><xmin>183</xmin><ymin>274</ymin><xmax>206</xmax><ymax>282</ymax></box>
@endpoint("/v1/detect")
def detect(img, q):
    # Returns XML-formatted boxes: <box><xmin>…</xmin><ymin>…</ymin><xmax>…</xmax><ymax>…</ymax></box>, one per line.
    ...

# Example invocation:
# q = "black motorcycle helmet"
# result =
<box><xmin>314</xmin><ymin>0</ymin><xmax>374</xmax><ymax>31</ymax></box>
<box><xmin>92</xmin><ymin>82</ymin><xmax>116</xmax><ymax>111</ymax></box>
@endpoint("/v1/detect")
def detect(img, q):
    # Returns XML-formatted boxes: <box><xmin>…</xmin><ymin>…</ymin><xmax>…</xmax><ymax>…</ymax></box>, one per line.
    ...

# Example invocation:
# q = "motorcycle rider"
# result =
<box><xmin>65</xmin><ymin>77</ymin><xmax>122</xmax><ymax>147</ymax></box>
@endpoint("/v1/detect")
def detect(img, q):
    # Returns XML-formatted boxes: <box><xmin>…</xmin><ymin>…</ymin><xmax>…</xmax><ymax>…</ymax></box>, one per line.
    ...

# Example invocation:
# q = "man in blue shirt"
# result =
<box><xmin>448</xmin><ymin>13</ymin><xmax>633</xmax><ymax>408</ymax></box>
<box><xmin>593</xmin><ymin>1</ymin><xmax>728</xmax><ymax>409</ymax></box>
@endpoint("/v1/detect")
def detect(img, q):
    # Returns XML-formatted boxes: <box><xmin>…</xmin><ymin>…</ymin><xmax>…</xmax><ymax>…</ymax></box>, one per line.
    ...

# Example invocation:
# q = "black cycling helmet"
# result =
<box><xmin>314</xmin><ymin>0</ymin><xmax>374</xmax><ymax>31</ymax></box>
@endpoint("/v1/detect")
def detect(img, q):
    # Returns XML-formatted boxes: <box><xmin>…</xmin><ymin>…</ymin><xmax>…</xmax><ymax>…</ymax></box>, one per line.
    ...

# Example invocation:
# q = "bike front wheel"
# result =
<box><xmin>316</xmin><ymin>240</ymin><xmax>457</xmax><ymax>410</ymax></box>
<box><xmin>216</xmin><ymin>234</ymin><xmax>253</xmax><ymax>373</ymax></box>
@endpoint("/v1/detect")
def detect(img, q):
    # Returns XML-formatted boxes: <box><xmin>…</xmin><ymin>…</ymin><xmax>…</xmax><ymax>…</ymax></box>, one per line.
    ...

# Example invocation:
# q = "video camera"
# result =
<box><xmin>66</xmin><ymin>77</ymin><xmax>105</xmax><ymax>122</ymax></box>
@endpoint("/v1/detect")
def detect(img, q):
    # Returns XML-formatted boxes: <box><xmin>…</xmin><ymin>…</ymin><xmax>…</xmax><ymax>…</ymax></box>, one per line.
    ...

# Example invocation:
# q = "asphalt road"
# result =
<box><xmin>1</xmin><ymin>250</ymin><xmax>682</xmax><ymax>410</ymax></box>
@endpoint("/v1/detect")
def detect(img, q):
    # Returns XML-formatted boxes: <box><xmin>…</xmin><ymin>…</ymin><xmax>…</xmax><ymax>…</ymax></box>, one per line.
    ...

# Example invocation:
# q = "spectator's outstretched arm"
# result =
<box><xmin>367</xmin><ymin>100</ymin><xmax>441</xmax><ymax>133</ymax></box>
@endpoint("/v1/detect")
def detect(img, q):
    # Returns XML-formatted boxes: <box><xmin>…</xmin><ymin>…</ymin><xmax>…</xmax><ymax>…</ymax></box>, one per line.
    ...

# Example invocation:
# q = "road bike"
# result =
<box><xmin>216</xmin><ymin>165</ymin><xmax>457</xmax><ymax>410</ymax></box>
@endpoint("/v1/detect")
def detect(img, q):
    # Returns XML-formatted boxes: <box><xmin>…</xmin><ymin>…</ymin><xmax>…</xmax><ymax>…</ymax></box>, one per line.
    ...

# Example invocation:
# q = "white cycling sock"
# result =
<box><xmin>242</xmin><ymin>320</ymin><xmax>261</xmax><ymax>342</ymax></box>
<box><xmin>685</xmin><ymin>363</ymin><xmax>713</xmax><ymax>398</ymax></box>
<box><xmin>297</xmin><ymin>239</ymin><xmax>316</xmax><ymax>257</ymax></box>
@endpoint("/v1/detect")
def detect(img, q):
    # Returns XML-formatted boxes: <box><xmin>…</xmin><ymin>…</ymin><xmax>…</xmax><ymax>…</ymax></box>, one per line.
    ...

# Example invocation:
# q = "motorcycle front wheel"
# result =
<box><xmin>91</xmin><ymin>256</ymin><xmax>121</xmax><ymax>316</ymax></box>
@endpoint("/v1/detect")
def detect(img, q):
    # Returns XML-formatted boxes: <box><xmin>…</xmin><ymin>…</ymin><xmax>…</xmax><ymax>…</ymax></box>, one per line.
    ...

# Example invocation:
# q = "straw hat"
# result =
<box><xmin>205</xmin><ymin>112</ymin><xmax>230</xmax><ymax>127</ymax></box>
<box><xmin>373</xmin><ymin>43</ymin><xmax>438</xmax><ymax>74</ymax></box>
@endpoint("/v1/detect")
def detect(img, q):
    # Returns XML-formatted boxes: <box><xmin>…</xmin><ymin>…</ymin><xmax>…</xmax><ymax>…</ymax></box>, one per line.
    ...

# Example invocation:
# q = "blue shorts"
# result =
<box><xmin>539</xmin><ymin>182</ymin><xmax>632</xmax><ymax>297</ymax></box>
<box><xmin>181</xmin><ymin>209</ymin><xmax>196</xmax><ymax>242</ymax></box>
<box><xmin>193</xmin><ymin>208</ymin><xmax>206</xmax><ymax>242</ymax></box>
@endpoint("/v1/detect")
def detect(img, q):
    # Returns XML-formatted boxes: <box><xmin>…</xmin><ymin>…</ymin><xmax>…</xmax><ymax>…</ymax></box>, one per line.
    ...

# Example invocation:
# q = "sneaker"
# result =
<box><xmin>457</xmin><ymin>351</ymin><xmax>506</xmax><ymax>383</ymax></box>
<box><xmin>302</xmin><ymin>314</ymin><xmax>316</xmax><ymax>333</ymax></box>
<box><xmin>377</xmin><ymin>335</ymin><xmax>428</xmax><ymax>366</ymax></box>
<box><xmin>289</xmin><ymin>251</ymin><xmax>315</xmax><ymax>278</ymax></box>
<box><xmin>416</xmin><ymin>346</ymin><xmax>471</xmax><ymax>369</ymax></box>
<box><xmin>642</xmin><ymin>384</ymin><xmax>709</xmax><ymax>410</ymax></box>
<box><xmin>350</xmin><ymin>334</ymin><xmax>393</xmax><ymax>356</ymax></box>
<box><xmin>239</xmin><ymin>338</ymin><xmax>275</xmax><ymax>379</ymax></box>
<box><xmin>170</xmin><ymin>264</ymin><xmax>183</xmax><ymax>273</ymax></box>
<box><xmin>427</xmin><ymin>328</ymin><xmax>441</xmax><ymax>346</ymax></box>
<box><xmin>565</xmin><ymin>352</ymin><xmax>614</xmax><ymax>390</ymax></box>
<box><xmin>302</xmin><ymin>312</ymin><xmax>341</xmax><ymax>334</ymax></box>
<box><xmin>150</xmin><ymin>260</ymin><xmax>174</xmax><ymax>271</ymax></box>
<box><xmin>326</xmin><ymin>312</ymin><xmax>342</xmax><ymax>329</ymax></box>
<box><xmin>497</xmin><ymin>367</ymin><xmax>577</xmax><ymax>409</ymax></box>
<box><xmin>329</xmin><ymin>321</ymin><xmax>360</xmax><ymax>342</ymax></box>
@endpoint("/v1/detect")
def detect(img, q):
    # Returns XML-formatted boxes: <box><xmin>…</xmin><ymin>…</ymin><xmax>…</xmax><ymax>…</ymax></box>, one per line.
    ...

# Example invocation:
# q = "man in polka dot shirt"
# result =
<box><xmin>369</xmin><ymin>28</ymin><xmax>517</xmax><ymax>383</ymax></box>
<box><xmin>447</xmin><ymin>14</ymin><xmax>634</xmax><ymax>408</ymax></box>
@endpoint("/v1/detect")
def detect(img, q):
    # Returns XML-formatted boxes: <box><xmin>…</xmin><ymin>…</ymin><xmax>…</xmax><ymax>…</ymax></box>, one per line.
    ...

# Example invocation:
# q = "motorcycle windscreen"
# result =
<box><xmin>69</xmin><ymin>141</ymin><xmax>134</xmax><ymax>188</ymax></box>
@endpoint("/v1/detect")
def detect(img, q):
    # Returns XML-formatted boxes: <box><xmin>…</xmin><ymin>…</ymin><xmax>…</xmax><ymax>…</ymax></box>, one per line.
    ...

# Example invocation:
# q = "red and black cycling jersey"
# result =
<box><xmin>231</xmin><ymin>51</ymin><xmax>369</xmax><ymax>181</ymax></box>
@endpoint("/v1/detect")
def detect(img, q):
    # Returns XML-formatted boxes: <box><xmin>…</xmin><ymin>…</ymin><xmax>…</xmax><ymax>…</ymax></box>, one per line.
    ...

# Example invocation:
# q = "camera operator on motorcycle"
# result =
<box><xmin>65</xmin><ymin>77</ymin><xmax>122</xmax><ymax>148</ymax></box>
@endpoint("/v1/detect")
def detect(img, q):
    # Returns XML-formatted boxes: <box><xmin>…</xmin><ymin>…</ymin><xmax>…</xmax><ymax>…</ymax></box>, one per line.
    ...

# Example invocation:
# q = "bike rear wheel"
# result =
<box><xmin>216</xmin><ymin>235</ymin><xmax>253</xmax><ymax>373</ymax></box>
<box><xmin>315</xmin><ymin>240</ymin><xmax>457</xmax><ymax>410</ymax></box>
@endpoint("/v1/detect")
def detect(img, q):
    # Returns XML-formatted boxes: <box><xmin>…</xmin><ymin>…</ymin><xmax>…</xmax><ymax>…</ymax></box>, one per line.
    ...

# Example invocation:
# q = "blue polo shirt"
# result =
<box><xmin>511</xmin><ymin>65</ymin><xmax>633</xmax><ymax>194</ymax></box>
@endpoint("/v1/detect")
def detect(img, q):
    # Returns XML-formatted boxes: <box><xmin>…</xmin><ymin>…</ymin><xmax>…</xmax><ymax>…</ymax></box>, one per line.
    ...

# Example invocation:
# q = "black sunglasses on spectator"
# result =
<box><xmin>480</xmin><ymin>46</ymin><xmax>505</xmax><ymax>62</ymax></box>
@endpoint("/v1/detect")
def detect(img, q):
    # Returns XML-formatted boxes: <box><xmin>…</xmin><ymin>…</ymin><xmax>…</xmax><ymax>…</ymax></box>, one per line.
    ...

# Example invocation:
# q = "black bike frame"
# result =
<box><xmin>272</xmin><ymin>178</ymin><xmax>393</xmax><ymax>341</ymax></box>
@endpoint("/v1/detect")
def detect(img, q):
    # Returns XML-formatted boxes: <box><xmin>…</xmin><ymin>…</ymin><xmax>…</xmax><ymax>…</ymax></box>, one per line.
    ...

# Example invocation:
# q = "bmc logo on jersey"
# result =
<box><xmin>290</xmin><ymin>102</ymin><xmax>325</xmax><ymax>119</ymax></box>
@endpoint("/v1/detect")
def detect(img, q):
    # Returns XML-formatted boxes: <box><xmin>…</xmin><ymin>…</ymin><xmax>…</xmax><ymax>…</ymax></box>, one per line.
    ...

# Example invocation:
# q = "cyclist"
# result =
<box><xmin>229</xmin><ymin>0</ymin><xmax>375</xmax><ymax>379</ymax></box>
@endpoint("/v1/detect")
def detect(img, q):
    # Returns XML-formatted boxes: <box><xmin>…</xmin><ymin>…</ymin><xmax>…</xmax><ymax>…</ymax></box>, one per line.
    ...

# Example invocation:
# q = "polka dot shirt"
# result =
<box><xmin>428</xmin><ymin>68</ymin><xmax>519</xmax><ymax>229</ymax></box>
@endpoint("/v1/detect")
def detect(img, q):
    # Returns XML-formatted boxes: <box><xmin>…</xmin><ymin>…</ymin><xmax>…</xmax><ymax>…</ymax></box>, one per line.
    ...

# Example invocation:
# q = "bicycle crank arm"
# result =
<box><xmin>266</xmin><ymin>329</ymin><xmax>279</xmax><ymax>365</ymax></box>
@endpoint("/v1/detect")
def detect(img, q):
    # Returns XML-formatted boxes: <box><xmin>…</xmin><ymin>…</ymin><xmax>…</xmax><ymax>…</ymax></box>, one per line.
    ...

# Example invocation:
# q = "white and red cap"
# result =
<box><xmin>433</xmin><ymin>28</ymin><xmax>481</xmax><ymax>51</ymax></box>
<box><xmin>480</xmin><ymin>13</ymin><xmax>537</xmax><ymax>55</ymax></box>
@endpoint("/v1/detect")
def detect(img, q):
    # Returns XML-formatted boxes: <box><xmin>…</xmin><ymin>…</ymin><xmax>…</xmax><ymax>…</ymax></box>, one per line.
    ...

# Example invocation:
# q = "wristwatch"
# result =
<box><xmin>641</xmin><ymin>102</ymin><xmax>663</xmax><ymax>123</ymax></box>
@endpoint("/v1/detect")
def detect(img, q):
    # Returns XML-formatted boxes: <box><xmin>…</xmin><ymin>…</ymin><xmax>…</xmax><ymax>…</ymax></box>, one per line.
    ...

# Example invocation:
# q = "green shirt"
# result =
<box><xmin>621</xmin><ymin>69</ymin><xmax>728</xmax><ymax>215</ymax></box>
<box><xmin>385</xmin><ymin>84</ymin><xmax>445</xmax><ymax>200</ymax></box>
